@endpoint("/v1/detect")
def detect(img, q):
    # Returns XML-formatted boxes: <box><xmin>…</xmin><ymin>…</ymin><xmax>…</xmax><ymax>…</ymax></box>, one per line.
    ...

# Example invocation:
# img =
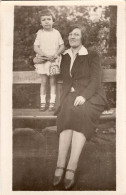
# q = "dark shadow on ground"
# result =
<box><xmin>13</xmin><ymin>121</ymin><xmax>116</xmax><ymax>191</ymax></box>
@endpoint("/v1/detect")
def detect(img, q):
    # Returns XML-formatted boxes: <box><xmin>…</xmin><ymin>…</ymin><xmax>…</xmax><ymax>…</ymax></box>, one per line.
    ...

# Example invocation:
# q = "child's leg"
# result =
<box><xmin>49</xmin><ymin>75</ymin><xmax>56</xmax><ymax>111</ymax></box>
<box><xmin>40</xmin><ymin>74</ymin><xmax>48</xmax><ymax>104</ymax></box>
<box><xmin>50</xmin><ymin>75</ymin><xmax>56</xmax><ymax>103</ymax></box>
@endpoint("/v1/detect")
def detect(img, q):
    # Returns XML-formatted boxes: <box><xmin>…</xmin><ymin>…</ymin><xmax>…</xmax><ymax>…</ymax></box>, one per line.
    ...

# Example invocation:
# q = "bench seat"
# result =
<box><xmin>13</xmin><ymin>108</ymin><xmax>116</xmax><ymax>120</ymax></box>
<box><xmin>13</xmin><ymin>70</ymin><xmax>116</xmax><ymax>123</ymax></box>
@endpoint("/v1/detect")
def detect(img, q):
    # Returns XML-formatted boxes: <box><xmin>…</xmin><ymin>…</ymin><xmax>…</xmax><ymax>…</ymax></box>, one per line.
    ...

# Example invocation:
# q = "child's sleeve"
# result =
<box><xmin>57</xmin><ymin>31</ymin><xmax>64</xmax><ymax>45</ymax></box>
<box><xmin>34</xmin><ymin>30</ymin><xmax>41</xmax><ymax>46</ymax></box>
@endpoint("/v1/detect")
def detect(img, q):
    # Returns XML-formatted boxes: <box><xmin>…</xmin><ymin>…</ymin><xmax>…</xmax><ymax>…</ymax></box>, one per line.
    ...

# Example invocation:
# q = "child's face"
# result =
<box><xmin>40</xmin><ymin>15</ymin><xmax>54</xmax><ymax>30</ymax></box>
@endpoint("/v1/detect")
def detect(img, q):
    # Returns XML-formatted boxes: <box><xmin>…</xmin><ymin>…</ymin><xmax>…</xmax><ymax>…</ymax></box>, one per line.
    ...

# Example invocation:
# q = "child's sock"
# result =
<box><xmin>50</xmin><ymin>94</ymin><xmax>56</xmax><ymax>103</ymax></box>
<box><xmin>40</xmin><ymin>94</ymin><xmax>46</xmax><ymax>104</ymax></box>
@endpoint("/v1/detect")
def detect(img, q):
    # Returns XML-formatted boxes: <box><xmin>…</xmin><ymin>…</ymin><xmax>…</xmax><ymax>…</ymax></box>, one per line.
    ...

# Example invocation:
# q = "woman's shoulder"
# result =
<box><xmin>87</xmin><ymin>46</ymin><xmax>100</xmax><ymax>58</ymax></box>
<box><xmin>61</xmin><ymin>49</ymin><xmax>71</xmax><ymax>60</ymax></box>
<box><xmin>61</xmin><ymin>53</ymin><xmax>70</xmax><ymax>60</ymax></box>
<box><xmin>60</xmin><ymin>49</ymin><xmax>71</xmax><ymax>65</ymax></box>
<box><xmin>87</xmin><ymin>47</ymin><xmax>101</xmax><ymax>66</ymax></box>
<box><xmin>63</xmin><ymin>48</ymin><xmax>71</xmax><ymax>55</ymax></box>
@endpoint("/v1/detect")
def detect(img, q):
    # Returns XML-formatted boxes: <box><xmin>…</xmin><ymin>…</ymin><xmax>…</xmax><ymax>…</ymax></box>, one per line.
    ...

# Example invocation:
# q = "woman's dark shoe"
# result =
<box><xmin>64</xmin><ymin>169</ymin><xmax>76</xmax><ymax>190</ymax></box>
<box><xmin>49</xmin><ymin>103</ymin><xmax>55</xmax><ymax>112</ymax></box>
<box><xmin>40</xmin><ymin>103</ymin><xmax>46</xmax><ymax>111</ymax></box>
<box><xmin>53</xmin><ymin>167</ymin><xmax>65</xmax><ymax>187</ymax></box>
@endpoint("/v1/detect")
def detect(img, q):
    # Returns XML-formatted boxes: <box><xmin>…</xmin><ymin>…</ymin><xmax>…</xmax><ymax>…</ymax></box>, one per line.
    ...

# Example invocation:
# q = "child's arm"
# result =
<box><xmin>34</xmin><ymin>45</ymin><xmax>47</xmax><ymax>57</ymax></box>
<box><xmin>55</xmin><ymin>44</ymin><xmax>65</xmax><ymax>57</ymax></box>
<box><xmin>33</xmin><ymin>45</ymin><xmax>50</xmax><ymax>63</ymax></box>
<box><xmin>34</xmin><ymin>30</ymin><xmax>48</xmax><ymax>57</ymax></box>
<box><xmin>49</xmin><ymin>44</ymin><xmax>65</xmax><ymax>61</ymax></box>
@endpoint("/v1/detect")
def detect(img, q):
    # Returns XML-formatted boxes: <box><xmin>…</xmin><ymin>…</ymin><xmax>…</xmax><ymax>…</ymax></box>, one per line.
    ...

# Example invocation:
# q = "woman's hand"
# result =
<box><xmin>48</xmin><ymin>54</ymin><xmax>58</xmax><ymax>61</ymax></box>
<box><xmin>33</xmin><ymin>56</ymin><xmax>48</xmax><ymax>63</ymax></box>
<box><xmin>74</xmin><ymin>96</ymin><xmax>86</xmax><ymax>107</ymax></box>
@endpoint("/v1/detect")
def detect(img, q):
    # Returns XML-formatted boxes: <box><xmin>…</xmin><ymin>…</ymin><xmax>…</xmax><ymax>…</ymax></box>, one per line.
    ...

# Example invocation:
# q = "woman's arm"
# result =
<box><xmin>74</xmin><ymin>54</ymin><xmax>101</xmax><ymax>107</ymax></box>
<box><xmin>80</xmin><ymin>53</ymin><xmax>101</xmax><ymax>100</ymax></box>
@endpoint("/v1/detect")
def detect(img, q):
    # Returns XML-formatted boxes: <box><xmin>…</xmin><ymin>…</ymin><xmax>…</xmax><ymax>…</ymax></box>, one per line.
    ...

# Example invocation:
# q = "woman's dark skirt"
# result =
<box><xmin>57</xmin><ymin>92</ymin><xmax>105</xmax><ymax>141</ymax></box>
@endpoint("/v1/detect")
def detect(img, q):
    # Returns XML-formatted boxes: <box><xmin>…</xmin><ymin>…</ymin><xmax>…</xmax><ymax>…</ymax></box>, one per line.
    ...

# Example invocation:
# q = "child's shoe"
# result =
<box><xmin>48</xmin><ymin>103</ymin><xmax>55</xmax><ymax>112</ymax></box>
<box><xmin>40</xmin><ymin>103</ymin><xmax>46</xmax><ymax>111</ymax></box>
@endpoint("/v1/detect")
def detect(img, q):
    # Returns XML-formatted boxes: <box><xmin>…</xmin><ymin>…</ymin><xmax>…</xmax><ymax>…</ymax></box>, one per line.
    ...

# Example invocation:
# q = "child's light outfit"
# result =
<box><xmin>34</xmin><ymin>28</ymin><xmax>64</xmax><ymax>75</ymax></box>
<box><xmin>34</xmin><ymin>28</ymin><xmax>64</xmax><ymax>108</ymax></box>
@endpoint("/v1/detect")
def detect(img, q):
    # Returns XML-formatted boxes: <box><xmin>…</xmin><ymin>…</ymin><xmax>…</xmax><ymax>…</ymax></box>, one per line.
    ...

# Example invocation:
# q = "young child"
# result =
<box><xmin>33</xmin><ymin>10</ymin><xmax>65</xmax><ymax>111</ymax></box>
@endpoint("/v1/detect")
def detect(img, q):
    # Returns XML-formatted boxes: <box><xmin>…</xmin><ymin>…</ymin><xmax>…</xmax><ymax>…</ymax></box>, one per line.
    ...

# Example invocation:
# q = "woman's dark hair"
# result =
<box><xmin>68</xmin><ymin>25</ymin><xmax>86</xmax><ymax>45</ymax></box>
<box><xmin>39</xmin><ymin>10</ymin><xmax>55</xmax><ymax>22</ymax></box>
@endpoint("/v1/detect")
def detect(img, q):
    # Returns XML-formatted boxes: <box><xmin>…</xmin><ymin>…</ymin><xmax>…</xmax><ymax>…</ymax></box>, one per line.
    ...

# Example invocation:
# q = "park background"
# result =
<box><xmin>13</xmin><ymin>5</ymin><xmax>116</xmax><ymax>109</ymax></box>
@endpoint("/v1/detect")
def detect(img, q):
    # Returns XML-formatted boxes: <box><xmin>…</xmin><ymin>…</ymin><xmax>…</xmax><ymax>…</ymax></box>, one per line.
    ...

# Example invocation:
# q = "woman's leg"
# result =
<box><xmin>40</xmin><ymin>74</ymin><xmax>48</xmax><ymax>103</ymax></box>
<box><xmin>55</xmin><ymin>130</ymin><xmax>73</xmax><ymax>176</ymax></box>
<box><xmin>65</xmin><ymin>131</ymin><xmax>86</xmax><ymax>179</ymax></box>
<box><xmin>49</xmin><ymin>75</ymin><xmax>56</xmax><ymax>103</ymax></box>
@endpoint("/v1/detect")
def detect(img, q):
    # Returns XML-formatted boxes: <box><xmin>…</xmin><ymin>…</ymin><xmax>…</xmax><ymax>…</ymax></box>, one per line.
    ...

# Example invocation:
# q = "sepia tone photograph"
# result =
<box><xmin>13</xmin><ymin>4</ymin><xmax>116</xmax><ymax>191</ymax></box>
<box><xmin>1</xmin><ymin>1</ymin><xmax>126</xmax><ymax>194</ymax></box>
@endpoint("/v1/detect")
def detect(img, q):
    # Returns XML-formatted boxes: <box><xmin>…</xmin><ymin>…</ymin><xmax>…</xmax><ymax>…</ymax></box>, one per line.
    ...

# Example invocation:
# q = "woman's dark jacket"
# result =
<box><xmin>55</xmin><ymin>50</ymin><xmax>109</xmax><ymax>114</ymax></box>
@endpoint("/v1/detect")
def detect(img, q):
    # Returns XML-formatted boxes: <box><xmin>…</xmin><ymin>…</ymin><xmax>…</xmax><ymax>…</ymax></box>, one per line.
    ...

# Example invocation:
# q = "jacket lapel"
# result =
<box><xmin>71</xmin><ymin>55</ymin><xmax>86</xmax><ymax>77</ymax></box>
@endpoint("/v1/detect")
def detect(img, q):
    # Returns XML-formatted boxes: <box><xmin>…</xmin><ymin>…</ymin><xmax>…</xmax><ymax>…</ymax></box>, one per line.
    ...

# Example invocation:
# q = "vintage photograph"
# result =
<box><xmin>1</xmin><ymin>1</ymin><xmax>126</xmax><ymax>194</ymax></box>
<box><xmin>12</xmin><ymin>4</ymin><xmax>117</xmax><ymax>191</ymax></box>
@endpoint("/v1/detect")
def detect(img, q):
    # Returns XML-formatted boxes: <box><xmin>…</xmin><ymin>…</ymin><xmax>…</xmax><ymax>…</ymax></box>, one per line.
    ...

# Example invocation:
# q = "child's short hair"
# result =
<box><xmin>39</xmin><ymin>10</ymin><xmax>55</xmax><ymax>22</ymax></box>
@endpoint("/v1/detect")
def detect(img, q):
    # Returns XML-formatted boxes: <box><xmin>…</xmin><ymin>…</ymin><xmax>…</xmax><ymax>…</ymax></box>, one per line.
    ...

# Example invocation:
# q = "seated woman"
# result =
<box><xmin>53</xmin><ymin>25</ymin><xmax>109</xmax><ymax>190</ymax></box>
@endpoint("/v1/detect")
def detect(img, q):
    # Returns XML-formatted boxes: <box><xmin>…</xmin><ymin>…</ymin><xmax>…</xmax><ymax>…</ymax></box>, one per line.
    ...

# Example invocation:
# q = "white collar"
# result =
<box><xmin>63</xmin><ymin>46</ymin><xmax>88</xmax><ymax>56</ymax></box>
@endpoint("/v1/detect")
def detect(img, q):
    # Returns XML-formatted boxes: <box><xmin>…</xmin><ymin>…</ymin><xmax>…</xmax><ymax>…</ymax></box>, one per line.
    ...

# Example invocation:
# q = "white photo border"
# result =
<box><xmin>1</xmin><ymin>1</ymin><xmax>126</xmax><ymax>195</ymax></box>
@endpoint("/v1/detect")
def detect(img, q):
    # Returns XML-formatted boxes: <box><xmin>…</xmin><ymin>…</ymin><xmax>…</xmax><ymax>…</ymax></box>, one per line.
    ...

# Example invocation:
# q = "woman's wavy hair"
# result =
<box><xmin>68</xmin><ymin>24</ymin><xmax>86</xmax><ymax>45</ymax></box>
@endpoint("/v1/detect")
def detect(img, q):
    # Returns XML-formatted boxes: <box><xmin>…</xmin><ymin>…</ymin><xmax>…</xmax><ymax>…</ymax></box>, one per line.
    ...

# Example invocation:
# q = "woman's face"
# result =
<box><xmin>68</xmin><ymin>28</ymin><xmax>82</xmax><ymax>48</ymax></box>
